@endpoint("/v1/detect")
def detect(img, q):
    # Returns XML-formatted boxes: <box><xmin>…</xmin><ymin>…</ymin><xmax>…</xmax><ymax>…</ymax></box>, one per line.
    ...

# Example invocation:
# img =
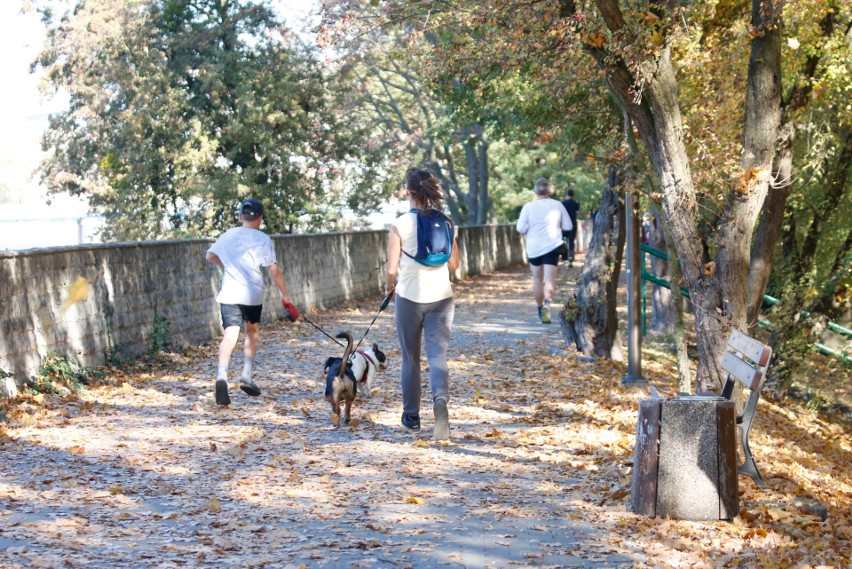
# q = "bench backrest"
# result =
<box><xmin>720</xmin><ymin>329</ymin><xmax>772</xmax><ymax>396</ymax></box>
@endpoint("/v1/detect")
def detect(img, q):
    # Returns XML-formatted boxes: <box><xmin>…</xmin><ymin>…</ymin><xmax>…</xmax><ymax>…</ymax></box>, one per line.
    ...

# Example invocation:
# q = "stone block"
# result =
<box><xmin>631</xmin><ymin>396</ymin><xmax>738</xmax><ymax>521</ymax></box>
<box><xmin>655</xmin><ymin>397</ymin><xmax>738</xmax><ymax>520</ymax></box>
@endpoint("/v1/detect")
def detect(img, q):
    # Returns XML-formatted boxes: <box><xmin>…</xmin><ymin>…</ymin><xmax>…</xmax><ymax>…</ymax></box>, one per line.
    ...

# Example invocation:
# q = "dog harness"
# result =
<box><xmin>348</xmin><ymin>350</ymin><xmax>379</xmax><ymax>383</ymax></box>
<box><xmin>356</xmin><ymin>350</ymin><xmax>379</xmax><ymax>370</ymax></box>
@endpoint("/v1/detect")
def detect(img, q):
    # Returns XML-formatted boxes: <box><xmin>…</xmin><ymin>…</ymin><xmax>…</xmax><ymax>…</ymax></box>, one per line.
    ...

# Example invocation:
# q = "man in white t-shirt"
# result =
<box><xmin>516</xmin><ymin>178</ymin><xmax>573</xmax><ymax>324</ymax></box>
<box><xmin>206</xmin><ymin>198</ymin><xmax>293</xmax><ymax>406</ymax></box>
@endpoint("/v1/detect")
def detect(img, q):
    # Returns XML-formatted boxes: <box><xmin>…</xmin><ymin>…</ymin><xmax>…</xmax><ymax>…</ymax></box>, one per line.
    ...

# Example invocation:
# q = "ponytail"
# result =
<box><xmin>404</xmin><ymin>167</ymin><xmax>445</xmax><ymax>211</ymax></box>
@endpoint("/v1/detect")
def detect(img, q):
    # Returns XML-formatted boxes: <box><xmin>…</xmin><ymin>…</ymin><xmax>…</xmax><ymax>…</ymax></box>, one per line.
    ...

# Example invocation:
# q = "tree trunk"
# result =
<box><xmin>424</xmin><ymin>159</ymin><xmax>463</xmax><ymax>221</ymax></box>
<box><xmin>747</xmin><ymin>124</ymin><xmax>792</xmax><ymax>326</ymax></box>
<box><xmin>660</xmin><ymin>215</ymin><xmax>692</xmax><ymax>393</ymax></box>
<box><xmin>647</xmin><ymin>205</ymin><xmax>672</xmax><ymax>334</ymax></box>
<box><xmin>718</xmin><ymin>0</ymin><xmax>782</xmax><ymax>331</ymax></box>
<box><xmin>572</xmin><ymin>0</ymin><xmax>783</xmax><ymax>392</ymax></box>
<box><xmin>748</xmin><ymin>8</ymin><xmax>838</xmax><ymax>322</ymax></box>
<box><xmin>477</xmin><ymin>137</ymin><xmax>490</xmax><ymax>224</ymax></box>
<box><xmin>464</xmin><ymin>137</ymin><xmax>479</xmax><ymax>225</ymax></box>
<box><xmin>638</xmin><ymin>49</ymin><xmax>728</xmax><ymax>394</ymax></box>
<box><xmin>560</xmin><ymin>164</ymin><xmax>626</xmax><ymax>360</ymax></box>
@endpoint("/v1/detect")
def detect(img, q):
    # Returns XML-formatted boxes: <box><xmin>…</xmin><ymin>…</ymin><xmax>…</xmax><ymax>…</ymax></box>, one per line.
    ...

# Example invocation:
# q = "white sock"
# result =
<box><xmin>242</xmin><ymin>357</ymin><xmax>255</xmax><ymax>380</ymax></box>
<box><xmin>217</xmin><ymin>363</ymin><xmax>228</xmax><ymax>381</ymax></box>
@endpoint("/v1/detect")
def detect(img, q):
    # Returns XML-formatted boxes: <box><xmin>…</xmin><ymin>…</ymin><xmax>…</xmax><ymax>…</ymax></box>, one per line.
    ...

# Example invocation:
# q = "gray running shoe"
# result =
<box><xmin>433</xmin><ymin>400</ymin><xmax>450</xmax><ymax>441</ymax></box>
<box><xmin>540</xmin><ymin>303</ymin><xmax>552</xmax><ymax>324</ymax></box>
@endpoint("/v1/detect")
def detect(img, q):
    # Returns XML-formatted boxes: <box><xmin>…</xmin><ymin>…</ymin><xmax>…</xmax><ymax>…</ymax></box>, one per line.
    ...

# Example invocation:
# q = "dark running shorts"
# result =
<box><xmin>220</xmin><ymin>304</ymin><xmax>263</xmax><ymax>328</ymax></box>
<box><xmin>528</xmin><ymin>245</ymin><xmax>565</xmax><ymax>267</ymax></box>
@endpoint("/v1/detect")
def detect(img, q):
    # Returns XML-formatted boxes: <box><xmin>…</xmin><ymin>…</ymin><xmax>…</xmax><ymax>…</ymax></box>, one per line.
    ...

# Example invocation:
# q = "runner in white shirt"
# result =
<box><xmin>516</xmin><ymin>177</ymin><xmax>573</xmax><ymax>324</ymax></box>
<box><xmin>206</xmin><ymin>198</ymin><xmax>293</xmax><ymax>406</ymax></box>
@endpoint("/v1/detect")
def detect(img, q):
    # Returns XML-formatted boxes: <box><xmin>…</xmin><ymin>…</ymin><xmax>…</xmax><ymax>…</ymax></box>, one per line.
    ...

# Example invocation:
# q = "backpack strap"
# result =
<box><xmin>401</xmin><ymin>209</ymin><xmax>421</xmax><ymax>261</ymax></box>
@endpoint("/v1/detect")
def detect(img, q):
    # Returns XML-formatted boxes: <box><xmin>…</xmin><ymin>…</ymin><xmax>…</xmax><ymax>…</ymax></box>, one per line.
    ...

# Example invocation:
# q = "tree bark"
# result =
<box><xmin>560</xmin><ymin>164</ymin><xmax>626</xmax><ymax>359</ymax></box>
<box><xmin>463</xmin><ymin>138</ymin><xmax>479</xmax><ymax>225</ymax></box>
<box><xmin>747</xmin><ymin>8</ymin><xmax>835</xmax><ymax>323</ymax></box>
<box><xmin>647</xmin><ymin>205</ymin><xmax>672</xmax><ymax>334</ymax></box>
<box><xmin>639</xmin><ymin>49</ymin><xmax>728</xmax><ymax>394</ymax></box>
<box><xmin>477</xmin><ymin>136</ymin><xmax>490</xmax><ymax>224</ymax></box>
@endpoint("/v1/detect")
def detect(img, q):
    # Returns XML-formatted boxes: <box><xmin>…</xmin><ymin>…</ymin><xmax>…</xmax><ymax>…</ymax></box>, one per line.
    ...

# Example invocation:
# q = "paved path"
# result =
<box><xmin>1</xmin><ymin>261</ymin><xmax>645</xmax><ymax>568</ymax></box>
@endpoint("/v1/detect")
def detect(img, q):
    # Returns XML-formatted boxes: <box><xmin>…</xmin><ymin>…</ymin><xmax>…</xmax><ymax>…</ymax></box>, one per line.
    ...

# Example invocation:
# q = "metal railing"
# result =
<box><xmin>639</xmin><ymin>243</ymin><xmax>851</xmax><ymax>363</ymax></box>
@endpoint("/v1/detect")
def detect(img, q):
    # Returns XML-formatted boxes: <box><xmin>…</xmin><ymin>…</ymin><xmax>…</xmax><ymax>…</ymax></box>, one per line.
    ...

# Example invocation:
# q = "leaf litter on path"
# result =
<box><xmin>0</xmin><ymin>264</ymin><xmax>849</xmax><ymax>568</ymax></box>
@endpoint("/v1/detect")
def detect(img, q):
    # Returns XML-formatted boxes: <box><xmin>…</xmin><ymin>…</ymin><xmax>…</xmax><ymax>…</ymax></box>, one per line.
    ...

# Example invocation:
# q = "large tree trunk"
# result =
<box><xmin>715</xmin><ymin>0</ymin><xmax>782</xmax><ymax>405</ymax></box>
<box><xmin>747</xmin><ymin>126</ymin><xmax>791</xmax><ymax>326</ymax></box>
<box><xmin>560</xmin><ymin>165</ymin><xmax>626</xmax><ymax>359</ymax></box>
<box><xmin>584</xmin><ymin>0</ymin><xmax>782</xmax><ymax>393</ymax></box>
<box><xmin>747</xmin><ymin>8</ymin><xmax>838</xmax><ymax>322</ymax></box>
<box><xmin>637</xmin><ymin>50</ymin><xmax>729</xmax><ymax>394</ymax></box>
<box><xmin>463</xmin><ymin>139</ymin><xmax>479</xmax><ymax>225</ymax></box>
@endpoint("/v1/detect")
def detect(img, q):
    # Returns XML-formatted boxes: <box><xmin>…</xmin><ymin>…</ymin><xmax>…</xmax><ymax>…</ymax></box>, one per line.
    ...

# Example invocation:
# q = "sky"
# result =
<box><xmin>0</xmin><ymin>2</ymin><xmax>65</xmax><ymax>206</ymax></box>
<box><xmin>0</xmin><ymin>0</ymin><xmax>322</xmax><ymax>249</ymax></box>
<box><xmin>0</xmin><ymin>0</ymin><xmax>318</xmax><ymax>208</ymax></box>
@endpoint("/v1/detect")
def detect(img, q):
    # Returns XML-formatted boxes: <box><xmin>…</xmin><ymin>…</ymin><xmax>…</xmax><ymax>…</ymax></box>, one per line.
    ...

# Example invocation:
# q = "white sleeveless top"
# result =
<box><xmin>392</xmin><ymin>211</ymin><xmax>454</xmax><ymax>303</ymax></box>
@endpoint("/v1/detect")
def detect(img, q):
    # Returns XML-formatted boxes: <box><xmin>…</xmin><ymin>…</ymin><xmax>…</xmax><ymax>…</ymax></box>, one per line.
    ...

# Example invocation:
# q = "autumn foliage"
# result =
<box><xmin>1</xmin><ymin>267</ymin><xmax>849</xmax><ymax>567</ymax></box>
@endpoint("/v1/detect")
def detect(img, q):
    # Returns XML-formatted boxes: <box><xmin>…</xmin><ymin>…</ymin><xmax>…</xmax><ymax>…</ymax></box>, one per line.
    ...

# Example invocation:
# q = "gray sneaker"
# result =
<box><xmin>540</xmin><ymin>303</ymin><xmax>552</xmax><ymax>324</ymax></box>
<box><xmin>433</xmin><ymin>400</ymin><xmax>450</xmax><ymax>441</ymax></box>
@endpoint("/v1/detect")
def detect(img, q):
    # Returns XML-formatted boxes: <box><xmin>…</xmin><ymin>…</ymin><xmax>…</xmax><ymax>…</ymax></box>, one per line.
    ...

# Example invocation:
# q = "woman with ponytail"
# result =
<box><xmin>385</xmin><ymin>167</ymin><xmax>459</xmax><ymax>440</ymax></box>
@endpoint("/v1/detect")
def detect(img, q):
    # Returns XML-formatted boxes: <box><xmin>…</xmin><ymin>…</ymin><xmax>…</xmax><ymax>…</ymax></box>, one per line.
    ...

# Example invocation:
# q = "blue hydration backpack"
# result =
<box><xmin>403</xmin><ymin>209</ymin><xmax>454</xmax><ymax>267</ymax></box>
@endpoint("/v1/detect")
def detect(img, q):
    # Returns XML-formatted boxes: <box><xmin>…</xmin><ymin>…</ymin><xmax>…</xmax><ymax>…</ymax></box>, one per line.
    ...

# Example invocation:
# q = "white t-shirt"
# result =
<box><xmin>207</xmin><ymin>226</ymin><xmax>277</xmax><ymax>305</ymax></box>
<box><xmin>392</xmin><ymin>211</ymin><xmax>454</xmax><ymax>303</ymax></box>
<box><xmin>516</xmin><ymin>198</ymin><xmax>573</xmax><ymax>258</ymax></box>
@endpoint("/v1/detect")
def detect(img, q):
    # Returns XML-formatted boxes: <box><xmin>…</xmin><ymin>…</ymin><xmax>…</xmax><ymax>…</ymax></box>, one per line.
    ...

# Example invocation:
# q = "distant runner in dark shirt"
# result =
<box><xmin>561</xmin><ymin>189</ymin><xmax>581</xmax><ymax>264</ymax></box>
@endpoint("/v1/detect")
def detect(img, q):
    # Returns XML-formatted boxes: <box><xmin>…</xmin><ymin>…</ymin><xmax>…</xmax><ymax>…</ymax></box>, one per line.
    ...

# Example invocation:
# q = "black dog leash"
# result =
<box><xmin>284</xmin><ymin>293</ymin><xmax>393</xmax><ymax>350</ymax></box>
<box><xmin>283</xmin><ymin>300</ymin><xmax>346</xmax><ymax>347</ymax></box>
<box><xmin>353</xmin><ymin>292</ymin><xmax>394</xmax><ymax>353</ymax></box>
<box><xmin>301</xmin><ymin>314</ymin><xmax>347</xmax><ymax>347</ymax></box>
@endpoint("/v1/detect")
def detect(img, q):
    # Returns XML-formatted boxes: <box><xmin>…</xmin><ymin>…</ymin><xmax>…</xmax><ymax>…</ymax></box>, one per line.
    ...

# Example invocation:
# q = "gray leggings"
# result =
<box><xmin>395</xmin><ymin>295</ymin><xmax>455</xmax><ymax>416</ymax></box>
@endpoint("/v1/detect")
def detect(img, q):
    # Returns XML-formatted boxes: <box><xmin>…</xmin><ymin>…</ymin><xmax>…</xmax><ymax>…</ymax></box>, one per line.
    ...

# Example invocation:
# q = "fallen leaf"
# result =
<box><xmin>61</xmin><ymin>276</ymin><xmax>89</xmax><ymax>312</ymax></box>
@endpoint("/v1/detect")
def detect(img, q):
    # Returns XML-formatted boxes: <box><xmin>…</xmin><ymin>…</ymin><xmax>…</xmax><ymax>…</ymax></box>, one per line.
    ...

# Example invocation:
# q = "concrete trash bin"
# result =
<box><xmin>630</xmin><ymin>396</ymin><xmax>739</xmax><ymax>521</ymax></box>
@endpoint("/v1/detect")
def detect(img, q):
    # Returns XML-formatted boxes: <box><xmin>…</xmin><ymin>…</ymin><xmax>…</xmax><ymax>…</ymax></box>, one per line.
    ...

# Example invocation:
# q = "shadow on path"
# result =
<box><xmin>0</xmin><ymin>263</ymin><xmax>643</xmax><ymax>568</ymax></box>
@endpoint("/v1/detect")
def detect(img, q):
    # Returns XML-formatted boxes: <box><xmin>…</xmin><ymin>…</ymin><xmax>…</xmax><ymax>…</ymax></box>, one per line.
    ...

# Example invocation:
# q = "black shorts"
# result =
<box><xmin>220</xmin><ymin>304</ymin><xmax>263</xmax><ymax>328</ymax></box>
<box><xmin>528</xmin><ymin>245</ymin><xmax>564</xmax><ymax>266</ymax></box>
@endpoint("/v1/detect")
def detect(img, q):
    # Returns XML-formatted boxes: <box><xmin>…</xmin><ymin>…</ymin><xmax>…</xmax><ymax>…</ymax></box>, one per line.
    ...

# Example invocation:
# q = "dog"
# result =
<box><xmin>324</xmin><ymin>332</ymin><xmax>387</xmax><ymax>425</ymax></box>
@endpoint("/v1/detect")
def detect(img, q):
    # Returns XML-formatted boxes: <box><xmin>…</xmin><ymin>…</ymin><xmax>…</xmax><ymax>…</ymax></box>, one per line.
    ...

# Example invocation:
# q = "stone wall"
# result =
<box><xmin>0</xmin><ymin>225</ymin><xmax>526</xmax><ymax>396</ymax></box>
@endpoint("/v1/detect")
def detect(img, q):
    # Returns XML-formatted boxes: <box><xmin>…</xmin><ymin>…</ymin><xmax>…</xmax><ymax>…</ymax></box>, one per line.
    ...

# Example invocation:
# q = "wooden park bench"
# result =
<box><xmin>719</xmin><ymin>329</ymin><xmax>773</xmax><ymax>489</ymax></box>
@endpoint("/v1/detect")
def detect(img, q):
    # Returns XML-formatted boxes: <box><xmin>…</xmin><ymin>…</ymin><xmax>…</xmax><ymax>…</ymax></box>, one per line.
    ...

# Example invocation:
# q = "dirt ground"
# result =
<box><xmin>1</xmin><ymin>263</ymin><xmax>850</xmax><ymax>568</ymax></box>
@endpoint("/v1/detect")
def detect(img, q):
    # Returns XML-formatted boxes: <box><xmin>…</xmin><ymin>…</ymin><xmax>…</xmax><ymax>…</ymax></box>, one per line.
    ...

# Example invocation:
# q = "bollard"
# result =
<box><xmin>631</xmin><ymin>396</ymin><xmax>739</xmax><ymax>521</ymax></box>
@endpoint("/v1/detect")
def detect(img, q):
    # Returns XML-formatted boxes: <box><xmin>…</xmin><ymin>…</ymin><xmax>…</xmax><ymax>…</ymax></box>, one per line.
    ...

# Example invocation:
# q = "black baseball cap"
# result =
<box><xmin>241</xmin><ymin>198</ymin><xmax>264</xmax><ymax>219</ymax></box>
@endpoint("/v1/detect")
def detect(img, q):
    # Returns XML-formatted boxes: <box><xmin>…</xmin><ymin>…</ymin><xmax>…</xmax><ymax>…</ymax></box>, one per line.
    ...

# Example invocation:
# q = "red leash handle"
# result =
<box><xmin>281</xmin><ymin>300</ymin><xmax>300</xmax><ymax>322</ymax></box>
